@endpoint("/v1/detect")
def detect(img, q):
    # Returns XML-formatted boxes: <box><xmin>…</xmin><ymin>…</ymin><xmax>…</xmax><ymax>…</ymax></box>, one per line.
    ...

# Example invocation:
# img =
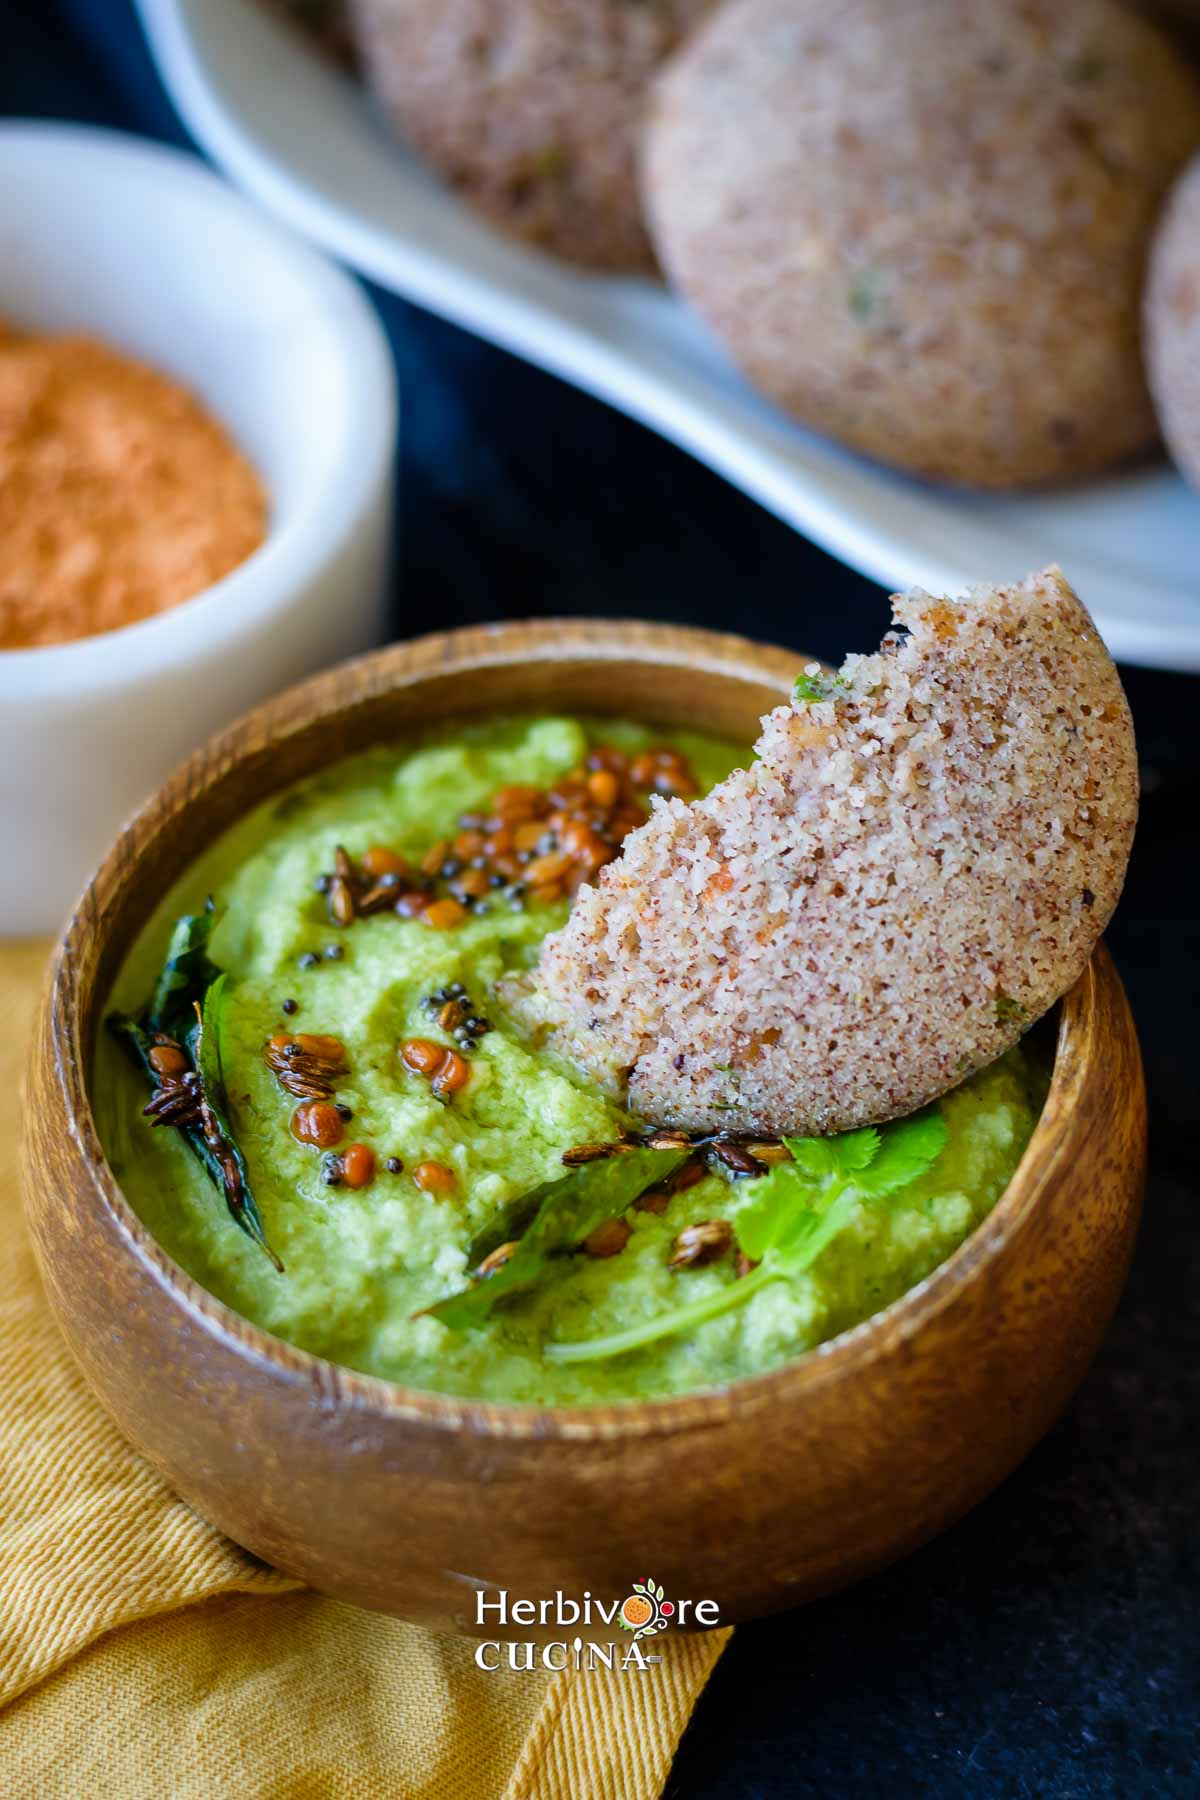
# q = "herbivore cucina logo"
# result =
<box><xmin>473</xmin><ymin>1579</ymin><xmax>719</xmax><ymax>1671</ymax></box>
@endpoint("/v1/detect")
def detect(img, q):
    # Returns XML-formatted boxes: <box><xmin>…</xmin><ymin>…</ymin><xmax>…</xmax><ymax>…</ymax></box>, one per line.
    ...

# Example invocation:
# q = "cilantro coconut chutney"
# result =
<box><xmin>94</xmin><ymin>714</ymin><xmax>1048</xmax><ymax>1405</ymax></box>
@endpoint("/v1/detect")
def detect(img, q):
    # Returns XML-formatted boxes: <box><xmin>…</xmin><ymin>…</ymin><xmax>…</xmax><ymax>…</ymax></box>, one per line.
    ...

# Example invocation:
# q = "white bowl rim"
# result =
<box><xmin>0</xmin><ymin>119</ymin><xmax>396</xmax><ymax>698</ymax></box>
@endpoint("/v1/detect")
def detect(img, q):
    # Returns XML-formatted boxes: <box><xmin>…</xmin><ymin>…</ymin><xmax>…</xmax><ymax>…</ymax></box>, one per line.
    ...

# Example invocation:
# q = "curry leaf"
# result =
<box><xmin>108</xmin><ymin>1012</ymin><xmax>165</xmax><ymax>1086</ymax></box>
<box><xmin>427</xmin><ymin>1148</ymin><xmax>686</xmax><ymax>1331</ymax></box>
<box><xmin>109</xmin><ymin>951</ymin><xmax>281</xmax><ymax>1273</ymax></box>
<box><xmin>190</xmin><ymin>975</ymin><xmax>282</xmax><ymax>1271</ymax></box>
<box><xmin>147</xmin><ymin>907</ymin><xmax>218</xmax><ymax>1039</ymax></box>
<box><xmin>465</xmin><ymin>1189</ymin><xmax>547</xmax><ymax>1268</ymax></box>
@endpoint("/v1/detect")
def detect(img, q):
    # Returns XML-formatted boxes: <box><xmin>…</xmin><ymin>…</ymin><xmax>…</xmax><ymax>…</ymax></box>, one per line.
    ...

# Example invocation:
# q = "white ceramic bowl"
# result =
<box><xmin>0</xmin><ymin>121</ymin><xmax>397</xmax><ymax>934</ymax></box>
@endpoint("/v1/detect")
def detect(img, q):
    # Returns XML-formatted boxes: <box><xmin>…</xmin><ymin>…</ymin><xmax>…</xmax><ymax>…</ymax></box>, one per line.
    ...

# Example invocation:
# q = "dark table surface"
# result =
<box><xmin>6</xmin><ymin>4</ymin><xmax>1198</xmax><ymax>1793</ymax></box>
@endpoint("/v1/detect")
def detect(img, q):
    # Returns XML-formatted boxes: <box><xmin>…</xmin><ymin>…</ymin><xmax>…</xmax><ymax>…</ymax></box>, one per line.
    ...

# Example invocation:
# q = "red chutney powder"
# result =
<box><xmin>0</xmin><ymin>320</ymin><xmax>267</xmax><ymax>649</ymax></box>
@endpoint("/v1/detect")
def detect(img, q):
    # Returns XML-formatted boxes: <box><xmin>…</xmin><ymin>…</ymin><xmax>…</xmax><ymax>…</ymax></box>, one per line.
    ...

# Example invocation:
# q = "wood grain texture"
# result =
<box><xmin>22</xmin><ymin>620</ymin><xmax>1147</xmax><ymax>1633</ymax></box>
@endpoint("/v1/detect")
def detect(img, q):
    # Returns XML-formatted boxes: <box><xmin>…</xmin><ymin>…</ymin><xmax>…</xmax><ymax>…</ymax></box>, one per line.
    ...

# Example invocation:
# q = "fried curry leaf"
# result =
<box><xmin>109</xmin><ymin>947</ymin><xmax>281</xmax><ymax>1272</ymax></box>
<box><xmin>465</xmin><ymin>1189</ymin><xmax>548</xmax><ymax>1268</ymax></box>
<box><xmin>108</xmin><ymin>1012</ymin><xmax>167</xmax><ymax>1089</ymax></box>
<box><xmin>545</xmin><ymin>1109</ymin><xmax>948</xmax><ymax>1364</ymax></box>
<box><xmin>146</xmin><ymin>906</ymin><xmax>218</xmax><ymax>1039</ymax></box>
<box><xmin>189</xmin><ymin>974</ymin><xmax>282</xmax><ymax>1271</ymax></box>
<box><xmin>428</xmin><ymin>1148</ymin><xmax>687</xmax><ymax>1331</ymax></box>
<box><xmin>107</xmin><ymin>1008</ymin><xmax>242</xmax><ymax>1243</ymax></box>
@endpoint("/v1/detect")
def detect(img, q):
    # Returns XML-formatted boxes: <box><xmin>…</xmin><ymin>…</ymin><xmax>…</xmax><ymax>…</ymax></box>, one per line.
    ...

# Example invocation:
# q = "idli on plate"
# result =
<box><xmin>1145</xmin><ymin>150</ymin><xmax>1200</xmax><ymax>490</ymax></box>
<box><xmin>351</xmin><ymin>0</ymin><xmax>713</xmax><ymax>270</ymax></box>
<box><xmin>643</xmin><ymin>0</ymin><xmax>1200</xmax><ymax>486</ymax></box>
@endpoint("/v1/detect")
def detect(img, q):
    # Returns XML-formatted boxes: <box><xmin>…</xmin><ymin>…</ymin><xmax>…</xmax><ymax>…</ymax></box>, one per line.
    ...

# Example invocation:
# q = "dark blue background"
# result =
<box><xmin>6</xmin><ymin>4</ymin><xmax>1197</xmax><ymax>1793</ymax></box>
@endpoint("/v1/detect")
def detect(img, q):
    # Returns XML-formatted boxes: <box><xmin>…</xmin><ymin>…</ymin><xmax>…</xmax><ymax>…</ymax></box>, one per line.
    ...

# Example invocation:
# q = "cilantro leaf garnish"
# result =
<box><xmin>792</xmin><ymin>667</ymin><xmax>850</xmax><ymax>708</ymax></box>
<box><xmin>426</xmin><ymin>1148</ymin><xmax>686</xmax><ymax>1331</ymax></box>
<box><xmin>780</xmin><ymin>1125</ymin><xmax>878</xmax><ymax>1183</ymax></box>
<box><xmin>544</xmin><ymin>1109</ymin><xmax>948</xmax><ymax>1364</ymax></box>
<box><xmin>792</xmin><ymin>671</ymin><xmax>832</xmax><ymax>705</ymax></box>
<box><xmin>850</xmin><ymin>1109</ymin><xmax>947</xmax><ymax>1198</ymax></box>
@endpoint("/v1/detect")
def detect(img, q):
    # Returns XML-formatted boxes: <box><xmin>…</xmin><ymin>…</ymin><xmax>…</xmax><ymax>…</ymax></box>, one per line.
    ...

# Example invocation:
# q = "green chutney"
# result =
<box><xmin>94</xmin><ymin>714</ymin><xmax>1047</xmax><ymax>1405</ymax></box>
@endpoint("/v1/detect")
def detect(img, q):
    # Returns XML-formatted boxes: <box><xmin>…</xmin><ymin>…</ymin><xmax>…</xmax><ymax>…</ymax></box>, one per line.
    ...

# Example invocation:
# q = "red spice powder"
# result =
<box><xmin>0</xmin><ymin>320</ymin><xmax>267</xmax><ymax>649</ymax></box>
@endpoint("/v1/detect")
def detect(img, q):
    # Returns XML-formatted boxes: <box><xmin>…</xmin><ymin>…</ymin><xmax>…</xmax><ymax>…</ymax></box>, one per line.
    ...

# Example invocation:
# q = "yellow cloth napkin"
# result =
<box><xmin>0</xmin><ymin>942</ymin><xmax>729</xmax><ymax>1797</ymax></box>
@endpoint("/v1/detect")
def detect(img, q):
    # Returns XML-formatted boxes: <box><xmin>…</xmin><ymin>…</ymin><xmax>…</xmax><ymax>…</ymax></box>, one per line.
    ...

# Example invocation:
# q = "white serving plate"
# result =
<box><xmin>137</xmin><ymin>0</ymin><xmax>1200</xmax><ymax>670</ymax></box>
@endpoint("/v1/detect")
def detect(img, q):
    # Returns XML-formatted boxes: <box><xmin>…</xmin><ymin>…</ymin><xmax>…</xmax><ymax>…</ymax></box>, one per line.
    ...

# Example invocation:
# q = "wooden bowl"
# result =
<box><xmin>24</xmin><ymin>621</ymin><xmax>1147</xmax><ymax>1633</ymax></box>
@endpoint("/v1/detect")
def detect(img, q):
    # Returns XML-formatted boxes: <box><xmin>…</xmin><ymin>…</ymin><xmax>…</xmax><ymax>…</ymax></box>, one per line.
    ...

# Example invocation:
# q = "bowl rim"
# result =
<box><xmin>45</xmin><ymin>617</ymin><xmax>1104</xmax><ymax>1442</ymax></box>
<box><xmin>0</xmin><ymin>120</ymin><xmax>396</xmax><ymax>693</ymax></box>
